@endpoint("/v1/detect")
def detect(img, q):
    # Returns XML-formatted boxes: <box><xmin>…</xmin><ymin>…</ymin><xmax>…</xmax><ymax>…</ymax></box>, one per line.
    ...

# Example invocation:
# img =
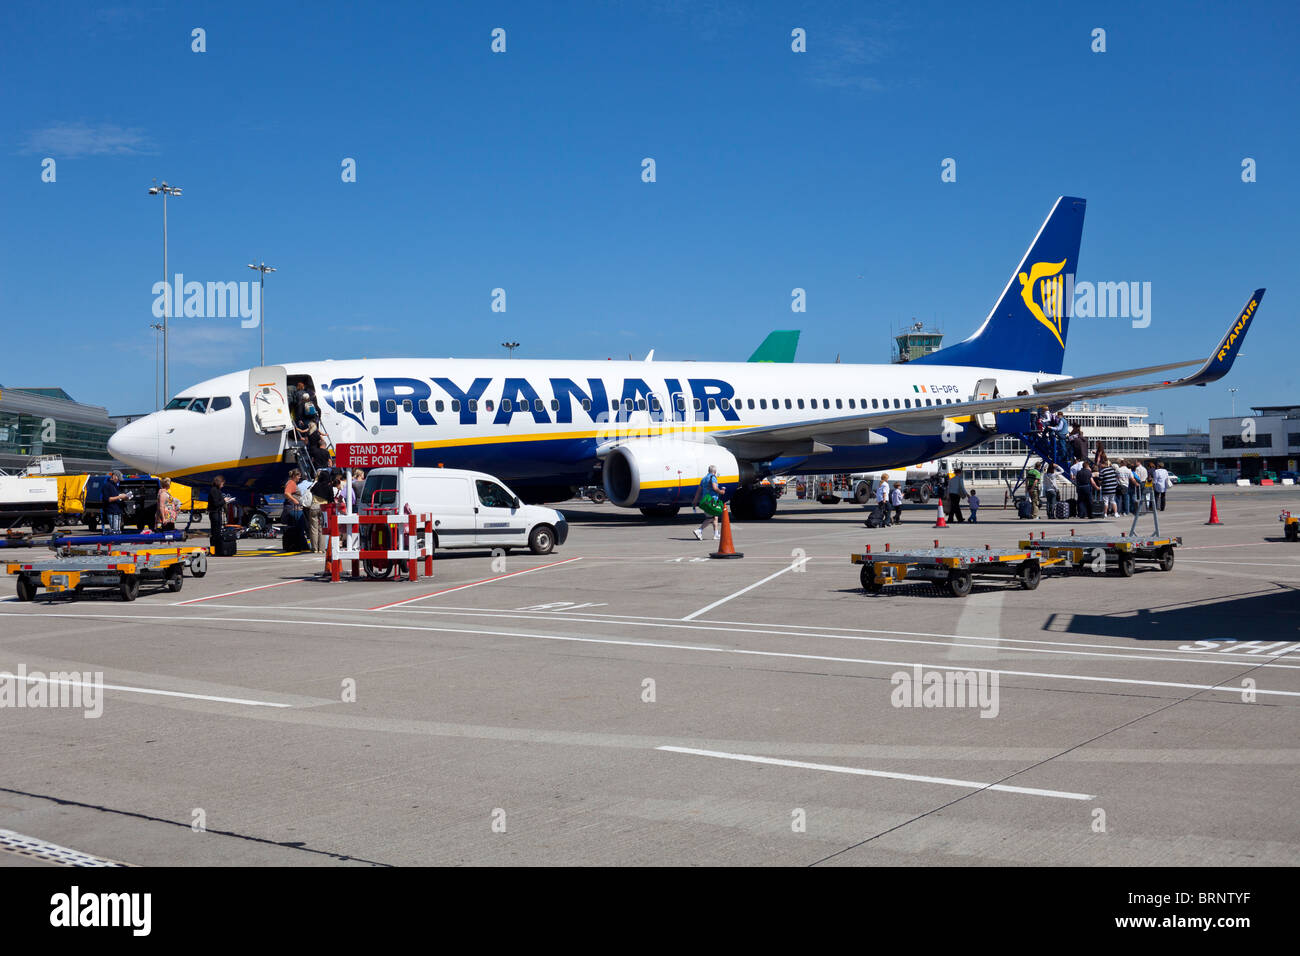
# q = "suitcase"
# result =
<box><xmin>1053</xmin><ymin>502</ymin><xmax>1068</xmax><ymax>519</ymax></box>
<box><xmin>864</xmin><ymin>508</ymin><xmax>885</xmax><ymax>528</ymax></box>
<box><xmin>1016</xmin><ymin>497</ymin><xmax>1034</xmax><ymax>519</ymax></box>
<box><xmin>282</xmin><ymin>525</ymin><xmax>307</xmax><ymax>552</ymax></box>
<box><xmin>211</xmin><ymin>526</ymin><xmax>240</xmax><ymax>557</ymax></box>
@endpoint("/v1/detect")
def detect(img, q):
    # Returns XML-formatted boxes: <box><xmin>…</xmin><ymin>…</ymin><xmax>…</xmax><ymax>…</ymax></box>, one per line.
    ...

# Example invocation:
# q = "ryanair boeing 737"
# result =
<box><xmin>109</xmin><ymin>197</ymin><xmax>1264</xmax><ymax>521</ymax></box>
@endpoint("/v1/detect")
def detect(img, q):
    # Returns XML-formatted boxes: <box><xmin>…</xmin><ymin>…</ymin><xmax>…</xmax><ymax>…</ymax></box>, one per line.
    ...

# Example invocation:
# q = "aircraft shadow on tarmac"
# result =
<box><xmin>1043</xmin><ymin>583</ymin><xmax>1300</xmax><ymax>643</ymax></box>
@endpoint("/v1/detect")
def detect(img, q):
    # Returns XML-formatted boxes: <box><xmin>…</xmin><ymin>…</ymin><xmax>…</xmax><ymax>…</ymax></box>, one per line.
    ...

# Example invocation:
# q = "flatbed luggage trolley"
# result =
<box><xmin>6</xmin><ymin>550</ymin><xmax>195</xmax><ymax>602</ymax></box>
<box><xmin>1018</xmin><ymin>531</ymin><xmax>1181</xmax><ymax>577</ymax></box>
<box><xmin>850</xmin><ymin>545</ymin><xmax>1064</xmax><ymax>597</ymax></box>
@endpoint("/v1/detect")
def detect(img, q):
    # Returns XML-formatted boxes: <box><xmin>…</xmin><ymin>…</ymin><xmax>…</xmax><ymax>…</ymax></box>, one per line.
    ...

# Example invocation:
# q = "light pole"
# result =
<box><xmin>1228</xmin><ymin>387</ymin><xmax>1239</xmax><ymax>418</ymax></box>
<box><xmin>148</xmin><ymin>181</ymin><xmax>182</xmax><ymax>399</ymax></box>
<box><xmin>248</xmin><ymin>262</ymin><xmax>276</xmax><ymax>366</ymax></box>
<box><xmin>149</xmin><ymin>322</ymin><xmax>164</xmax><ymax>410</ymax></box>
<box><xmin>501</xmin><ymin>341</ymin><xmax>520</xmax><ymax>358</ymax></box>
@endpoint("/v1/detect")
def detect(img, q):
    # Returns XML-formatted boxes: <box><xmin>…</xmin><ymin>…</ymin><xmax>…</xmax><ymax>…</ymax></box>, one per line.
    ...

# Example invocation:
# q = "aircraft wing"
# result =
<box><xmin>712</xmin><ymin>289</ymin><xmax>1263</xmax><ymax>456</ymax></box>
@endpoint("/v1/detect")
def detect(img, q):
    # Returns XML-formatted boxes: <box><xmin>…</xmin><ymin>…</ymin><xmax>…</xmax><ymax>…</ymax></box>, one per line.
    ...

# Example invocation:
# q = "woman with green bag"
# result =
<box><xmin>692</xmin><ymin>465</ymin><xmax>725</xmax><ymax>541</ymax></box>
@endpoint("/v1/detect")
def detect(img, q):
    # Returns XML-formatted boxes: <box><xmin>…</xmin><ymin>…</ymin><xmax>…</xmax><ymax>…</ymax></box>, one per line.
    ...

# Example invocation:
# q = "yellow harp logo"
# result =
<box><xmin>1018</xmin><ymin>259</ymin><xmax>1067</xmax><ymax>348</ymax></box>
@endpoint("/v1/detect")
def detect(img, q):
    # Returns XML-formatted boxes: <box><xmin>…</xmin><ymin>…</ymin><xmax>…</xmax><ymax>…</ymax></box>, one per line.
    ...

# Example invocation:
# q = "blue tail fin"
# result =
<box><xmin>912</xmin><ymin>196</ymin><xmax>1086</xmax><ymax>375</ymax></box>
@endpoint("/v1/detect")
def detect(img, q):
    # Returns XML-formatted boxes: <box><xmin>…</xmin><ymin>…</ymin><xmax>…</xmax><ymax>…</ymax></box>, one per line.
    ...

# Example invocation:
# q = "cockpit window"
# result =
<box><xmin>211</xmin><ymin>396</ymin><xmax>232</xmax><ymax>411</ymax></box>
<box><xmin>189</xmin><ymin>397</ymin><xmax>209</xmax><ymax>414</ymax></box>
<box><xmin>165</xmin><ymin>397</ymin><xmax>193</xmax><ymax>410</ymax></box>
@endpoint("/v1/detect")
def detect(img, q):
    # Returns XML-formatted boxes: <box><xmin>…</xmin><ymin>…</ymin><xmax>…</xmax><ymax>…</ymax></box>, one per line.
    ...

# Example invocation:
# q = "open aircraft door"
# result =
<box><xmin>972</xmin><ymin>377</ymin><xmax>998</xmax><ymax>430</ymax></box>
<box><xmin>249</xmin><ymin>366</ymin><xmax>291</xmax><ymax>435</ymax></box>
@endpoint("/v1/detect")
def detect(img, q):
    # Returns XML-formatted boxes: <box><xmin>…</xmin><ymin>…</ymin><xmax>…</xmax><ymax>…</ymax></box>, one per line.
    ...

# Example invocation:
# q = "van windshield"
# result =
<box><xmin>361</xmin><ymin>474</ymin><xmax>397</xmax><ymax>510</ymax></box>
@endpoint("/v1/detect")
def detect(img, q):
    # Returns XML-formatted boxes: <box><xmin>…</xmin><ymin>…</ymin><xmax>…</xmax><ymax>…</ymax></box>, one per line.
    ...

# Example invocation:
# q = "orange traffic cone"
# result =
<box><xmin>934</xmin><ymin>500</ymin><xmax>948</xmax><ymax>529</ymax></box>
<box><xmin>709</xmin><ymin>504</ymin><xmax>744</xmax><ymax>559</ymax></box>
<box><xmin>1206</xmin><ymin>495</ymin><xmax>1222</xmax><ymax>525</ymax></box>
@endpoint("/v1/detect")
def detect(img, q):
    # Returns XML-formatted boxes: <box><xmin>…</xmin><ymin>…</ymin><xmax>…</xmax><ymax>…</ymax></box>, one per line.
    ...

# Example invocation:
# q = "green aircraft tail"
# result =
<box><xmin>747</xmin><ymin>330</ymin><xmax>800</xmax><ymax>363</ymax></box>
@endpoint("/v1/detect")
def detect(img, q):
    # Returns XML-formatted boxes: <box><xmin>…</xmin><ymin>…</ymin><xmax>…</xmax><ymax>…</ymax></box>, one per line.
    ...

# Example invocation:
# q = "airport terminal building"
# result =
<box><xmin>0</xmin><ymin>385</ymin><xmax>118</xmax><ymax>474</ymax></box>
<box><xmin>1207</xmin><ymin>405</ymin><xmax>1300</xmax><ymax>478</ymax></box>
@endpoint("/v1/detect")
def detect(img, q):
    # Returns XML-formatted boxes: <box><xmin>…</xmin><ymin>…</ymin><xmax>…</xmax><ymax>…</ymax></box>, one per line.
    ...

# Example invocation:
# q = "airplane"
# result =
<box><xmin>109</xmin><ymin>196</ymin><xmax>1264</xmax><ymax>522</ymax></box>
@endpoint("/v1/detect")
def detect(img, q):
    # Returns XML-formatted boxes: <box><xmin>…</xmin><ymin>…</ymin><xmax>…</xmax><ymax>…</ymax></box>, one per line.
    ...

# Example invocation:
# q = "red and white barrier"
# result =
<box><xmin>324</xmin><ymin>508</ymin><xmax>435</xmax><ymax>583</ymax></box>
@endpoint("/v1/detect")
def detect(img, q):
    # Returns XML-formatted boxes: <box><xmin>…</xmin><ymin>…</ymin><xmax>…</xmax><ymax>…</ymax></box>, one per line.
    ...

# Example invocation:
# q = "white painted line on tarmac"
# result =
<box><xmin>371</xmin><ymin>557</ymin><xmax>583</xmax><ymax>610</ymax></box>
<box><xmin>656</xmin><ymin>746</ymin><xmax>1095</xmax><ymax>801</ymax></box>
<box><xmin>172</xmin><ymin>579</ymin><xmax>301</xmax><ymax>605</ymax></box>
<box><xmin>4</xmin><ymin>611</ymin><xmax>1296</xmax><ymax>698</ymax></box>
<box><xmin>682</xmin><ymin>563</ymin><xmax>799</xmax><ymax>621</ymax></box>
<box><xmin>0</xmin><ymin>667</ymin><xmax>292</xmax><ymax>708</ymax></box>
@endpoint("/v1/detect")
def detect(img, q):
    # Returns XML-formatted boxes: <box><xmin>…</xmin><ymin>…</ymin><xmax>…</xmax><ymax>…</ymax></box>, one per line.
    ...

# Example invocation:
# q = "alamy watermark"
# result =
<box><xmin>890</xmin><ymin>665</ymin><xmax>999</xmax><ymax>718</ymax></box>
<box><xmin>0</xmin><ymin>664</ymin><xmax>103</xmax><ymax>718</ymax></box>
<box><xmin>151</xmin><ymin>273</ymin><xmax>261</xmax><ymax>328</ymax></box>
<box><xmin>1058</xmin><ymin>273</ymin><xmax>1152</xmax><ymax>328</ymax></box>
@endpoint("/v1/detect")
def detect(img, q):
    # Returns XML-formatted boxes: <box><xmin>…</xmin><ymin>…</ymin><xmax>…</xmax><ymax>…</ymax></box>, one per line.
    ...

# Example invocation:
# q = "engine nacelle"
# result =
<box><xmin>602</xmin><ymin>439</ymin><xmax>749</xmax><ymax>508</ymax></box>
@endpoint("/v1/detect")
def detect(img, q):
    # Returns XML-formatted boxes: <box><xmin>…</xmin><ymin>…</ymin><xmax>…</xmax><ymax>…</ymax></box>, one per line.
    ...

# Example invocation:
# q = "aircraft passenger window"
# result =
<box><xmin>402</xmin><ymin>400</ymin><xmax>412</xmax><ymax>412</ymax></box>
<box><xmin>165</xmin><ymin>397</ymin><xmax>193</xmax><ymax>410</ymax></box>
<box><xmin>904</xmin><ymin>399</ymin><xmax>911</xmax><ymax>408</ymax></box>
<box><xmin>370</xmin><ymin>401</ymin><xmax>379</xmax><ymax>413</ymax></box>
<box><xmin>212</xmin><ymin>396</ymin><xmax>232</xmax><ymax>411</ymax></box>
<box><xmin>836</xmin><ymin>399</ymin><xmax>843</xmax><ymax>409</ymax></box>
<box><xmin>925</xmin><ymin>399</ymin><xmax>932</xmax><ymax>406</ymax></box>
<box><xmin>893</xmin><ymin>399</ymin><xmax>900</xmax><ymax>408</ymax></box>
<box><xmin>336</xmin><ymin>401</ymin><xmax>345</xmax><ymax>413</ymax></box>
<box><xmin>551</xmin><ymin>399</ymin><xmax>560</xmax><ymax>411</ymax></box>
<box><xmin>719</xmin><ymin>398</ymin><xmax>729</xmax><ymax>411</ymax></box>
<box><xmin>747</xmin><ymin>399</ymin><xmax>755</xmax><ymax>410</ymax></box>
<box><xmin>708</xmin><ymin>398</ymin><xmax>717</xmax><ymax>409</ymax></box>
<box><xmin>693</xmin><ymin>398</ymin><xmax>702</xmax><ymax>411</ymax></box>
<box><xmin>675</xmin><ymin>397</ymin><xmax>685</xmax><ymax>411</ymax></box>
<box><xmin>451</xmin><ymin>400</ymin><xmax>461</xmax><ymax>412</ymax></box>
<box><xmin>468</xmin><ymin>400</ymin><xmax>478</xmax><ymax>412</ymax></box>
<box><xmin>759</xmin><ymin>399</ymin><xmax>767</xmax><ymax>409</ymax></box>
<box><xmin>536</xmin><ymin>399</ymin><xmax>545</xmax><ymax>412</ymax></box>
<box><xmin>611</xmin><ymin>400</ymin><xmax>619</xmax><ymax>411</ymax></box>
<box><xmin>848</xmin><ymin>399</ymin><xmax>855</xmax><ymax>409</ymax></box>
<box><xmin>823</xmin><ymin>399</ymin><xmax>830</xmax><ymax>409</ymax></box>
<box><xmin>636</xmin><ymin>399</ymin><xmax>646</xmax><ymax>411</ymax></box>
<box><xmin>419</xmin><ymin>400</ymin><xmax>429</xmax><ymax>413</ymax></box>
<box><xmin>386</xmin><ymin>400</ymin><xmax>397</xmax><ymax>414</ymax></box>
<box><xmin>581</xmin><ymin>398</ymin><xmax>591</xmax><ymax>411</ymax></box>
<box><xmin>872</xmin><ymin>399</ymin><xmax>879</xmax><ymax>409</ymax></box>
<box><xmin>435</xmin><ymin>400</ymin><xmax>445</xmax><ymax>412</ymax></box>
<box><xmin>797</xmin><ymin>399</ymin><xmax>804</xmax><ymax>409</ymax></box>
<box><xmin>484</xmin><ymin>400</ymin><xmax>494</xmax><ymax>412</ymax></box>
<box><xmin>784</xmin><ymin>399</ymin><xmax>791</xmax><ymax>409</ymax></box>
<box><xmin>353</xmin><ymin>400</ymin><xmax>363</xmax><ymax>413</ymax></box>
<box><xmin>501</xmin><ymin>399</ymin><xmax>512</xmax><ymax>412</ymax></box>
<box><xmin>476</xmin><ymin>480</ymin><xmax>516</xmax><ymax>510</ymax></box>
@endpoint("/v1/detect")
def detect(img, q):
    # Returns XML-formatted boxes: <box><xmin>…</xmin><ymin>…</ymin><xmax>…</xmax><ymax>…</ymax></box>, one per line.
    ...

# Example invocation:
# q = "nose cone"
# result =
<box><xmin>108</xmin><ymin>416</ymin><xmax>161</xmax><ymax>474</ymax></box>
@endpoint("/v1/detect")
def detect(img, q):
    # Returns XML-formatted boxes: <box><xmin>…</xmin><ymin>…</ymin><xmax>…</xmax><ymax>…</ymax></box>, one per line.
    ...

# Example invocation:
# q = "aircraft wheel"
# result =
<box><xmin>751</xmin><ymin>489</ymin><xmax>777</xmax><ymax>520</ymax></box>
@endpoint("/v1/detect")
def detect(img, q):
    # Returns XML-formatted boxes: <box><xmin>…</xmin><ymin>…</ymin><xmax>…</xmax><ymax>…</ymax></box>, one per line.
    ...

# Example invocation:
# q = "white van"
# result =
<box><xmin>358</xmin><ymin>467</ymin><xmax>568</xmax><ymax>555</ymax></box>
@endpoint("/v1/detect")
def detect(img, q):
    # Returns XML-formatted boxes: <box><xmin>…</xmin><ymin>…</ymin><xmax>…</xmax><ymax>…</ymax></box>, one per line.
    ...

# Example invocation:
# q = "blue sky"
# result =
<box><xmin>2</xmin><ymin>0</ymin><xmax>1296</xmax><ymax>430</ymax></box>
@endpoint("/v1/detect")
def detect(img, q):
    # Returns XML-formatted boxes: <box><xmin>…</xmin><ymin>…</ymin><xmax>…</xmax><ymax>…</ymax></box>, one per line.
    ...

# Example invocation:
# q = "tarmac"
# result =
<box><xmin>0</xmin><ymin>485</ymin><xmax>1297</xmax><ymax>866</ymax></box>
